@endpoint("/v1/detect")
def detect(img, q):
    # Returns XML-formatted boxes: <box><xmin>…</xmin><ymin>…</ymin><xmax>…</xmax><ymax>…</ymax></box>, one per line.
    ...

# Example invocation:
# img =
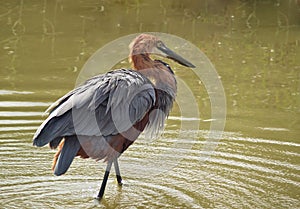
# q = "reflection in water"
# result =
<box><xmin>0</xmin><ymin>0</ymin><xmax>299</xmax><ymax>208</ymax></box>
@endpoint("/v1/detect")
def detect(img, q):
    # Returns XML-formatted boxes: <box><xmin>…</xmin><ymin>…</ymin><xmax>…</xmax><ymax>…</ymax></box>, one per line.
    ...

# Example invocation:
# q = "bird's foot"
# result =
<box><xmin>116</xmin><ymin>174</ymin><xmax>123</xmax><ymax>186</ymax></box>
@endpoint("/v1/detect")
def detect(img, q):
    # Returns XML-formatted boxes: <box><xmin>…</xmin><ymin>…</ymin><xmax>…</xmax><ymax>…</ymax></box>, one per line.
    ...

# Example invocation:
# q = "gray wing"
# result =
<box><xmin>33</xmin><ymin>69</ymin><xmax>156</xmax><ymax>147</ymax></box>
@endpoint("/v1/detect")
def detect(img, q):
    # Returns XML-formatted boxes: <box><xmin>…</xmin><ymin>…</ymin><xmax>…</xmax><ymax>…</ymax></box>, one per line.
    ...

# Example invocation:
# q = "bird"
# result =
<box><xmin>33</xmin><ymin>33</ymin><xmax>195</xmax><ymax>200</ymax></box>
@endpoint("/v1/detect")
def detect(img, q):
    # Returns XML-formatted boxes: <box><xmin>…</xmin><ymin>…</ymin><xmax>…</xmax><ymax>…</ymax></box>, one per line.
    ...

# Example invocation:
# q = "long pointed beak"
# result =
<box><xmin>157</xmin><ymin>43</ymin><xmax>196</xmax><ymax>68</ymax></box>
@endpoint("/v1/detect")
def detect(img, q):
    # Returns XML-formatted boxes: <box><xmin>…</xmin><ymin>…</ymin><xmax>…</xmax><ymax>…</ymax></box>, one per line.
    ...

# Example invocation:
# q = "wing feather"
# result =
<box><xmin>33</xmin><ymin>69</ymin><xmax>156</xmax><ymax>147</ymax></box>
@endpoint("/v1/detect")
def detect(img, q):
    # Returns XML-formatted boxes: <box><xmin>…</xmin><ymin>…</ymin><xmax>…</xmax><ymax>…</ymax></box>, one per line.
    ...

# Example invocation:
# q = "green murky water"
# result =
<box><xmin>0</xmin><ymin>0</ymin><xmax>299</xmax><ymax>208</ymax></box>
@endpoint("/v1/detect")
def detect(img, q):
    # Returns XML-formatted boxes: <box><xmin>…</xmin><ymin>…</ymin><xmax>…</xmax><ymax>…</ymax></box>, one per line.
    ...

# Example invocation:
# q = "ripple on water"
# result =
<box><xmin>0</xmin><ymin>99</ymin><xmax>299</xmax><ymax>208</ymax></box>
<box><xmin>0</xmin><ymin>90</ymin><xmax>33</xmax><ymax>95</ymax></box>
<box><xmin>0</xmin><ymin>101</ymin><xmax>52</xmax><ymax>107</ymax></box>
<box><xmin>0</xmin><ymin>111</ymin><xmax>43</xmax><ymax>117</ymax></box>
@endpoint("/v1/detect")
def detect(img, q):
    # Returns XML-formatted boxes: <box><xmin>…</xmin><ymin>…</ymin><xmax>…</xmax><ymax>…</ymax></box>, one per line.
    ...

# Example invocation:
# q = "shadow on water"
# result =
<box><xmin>0</xmin><ymin>0</ymin><xmax>299</xmax><ymax>208</ymax></box>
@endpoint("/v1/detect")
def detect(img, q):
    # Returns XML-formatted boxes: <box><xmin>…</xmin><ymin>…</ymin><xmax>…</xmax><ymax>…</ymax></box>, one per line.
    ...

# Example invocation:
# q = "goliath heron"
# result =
<box><xmin>33</xmin><ymin>34</ymin><xmax>195</xmax><ymax>199</ymax></box>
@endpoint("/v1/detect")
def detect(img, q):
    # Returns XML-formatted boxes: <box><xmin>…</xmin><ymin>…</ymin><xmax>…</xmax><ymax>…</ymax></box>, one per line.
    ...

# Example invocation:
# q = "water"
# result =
<box><xmin>0</xmin><ymin>0</ymin><xmax>299</xmax><ymax>208</ymax></box>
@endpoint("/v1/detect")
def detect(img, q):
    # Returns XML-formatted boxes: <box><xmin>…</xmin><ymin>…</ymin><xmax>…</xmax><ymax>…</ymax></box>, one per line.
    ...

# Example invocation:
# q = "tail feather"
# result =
<box><xmin>53</xmin><ymin>136</ymin><xmax>81</xmax><ymax>176</ymax></box>
<box><xmin>33</xmin><ymin>111</ymin><xmax>74</xmax><ymax>147</ymax></box>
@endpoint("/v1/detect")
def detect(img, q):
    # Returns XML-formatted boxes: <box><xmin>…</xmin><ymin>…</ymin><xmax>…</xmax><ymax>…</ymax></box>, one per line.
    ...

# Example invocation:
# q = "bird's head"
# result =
<box><xmin>129</xmin><ymin>34</ymin><xmax>195</xmax><ymax>70</ymax></box>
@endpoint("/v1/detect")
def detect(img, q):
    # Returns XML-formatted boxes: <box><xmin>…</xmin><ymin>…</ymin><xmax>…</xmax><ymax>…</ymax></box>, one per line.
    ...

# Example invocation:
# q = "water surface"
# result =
<box><xmin>0</xmin><ymin>0</ymin><xmax>299</xmax><ymax>208</ymax></box>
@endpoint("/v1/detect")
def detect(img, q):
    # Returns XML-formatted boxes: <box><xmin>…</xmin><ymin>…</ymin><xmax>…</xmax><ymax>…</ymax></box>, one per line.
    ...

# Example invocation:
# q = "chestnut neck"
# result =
<box><xmin>130</xmin><ymin>54</ymin><xmax>177</xmax><ymax>96</ymax></box>
<box><xmin>131</xmin><ymin>54</ymin><xmax>154</xmax><ymax>70</ymax></box>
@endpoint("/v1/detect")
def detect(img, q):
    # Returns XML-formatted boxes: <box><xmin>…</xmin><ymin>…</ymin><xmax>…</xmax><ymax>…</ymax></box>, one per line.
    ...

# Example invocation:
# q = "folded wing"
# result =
<box><xmin>33</xmin><ymin>69</ymin><xmax>156</xmax><ymax>148</ymax></box>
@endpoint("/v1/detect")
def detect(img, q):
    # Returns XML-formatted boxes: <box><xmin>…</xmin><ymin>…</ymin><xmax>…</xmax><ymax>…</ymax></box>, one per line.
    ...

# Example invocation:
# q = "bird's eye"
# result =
<box><xmin>157</xmin><ymin>41</ymin><xmax>163</xmax><ymax>48</ymax></box>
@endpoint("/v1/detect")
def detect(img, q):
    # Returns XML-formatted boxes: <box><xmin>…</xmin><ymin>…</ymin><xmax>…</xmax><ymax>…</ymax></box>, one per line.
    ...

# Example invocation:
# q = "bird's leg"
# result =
<box><xmin>97</xmin><ymin>161</ymin><xmax>113</xmax><ymax>200</ymax></box>
<box><xmin>114</xmin><ymin>159</ymin><xmax>122</xmax><ymax>186</ymax></box>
